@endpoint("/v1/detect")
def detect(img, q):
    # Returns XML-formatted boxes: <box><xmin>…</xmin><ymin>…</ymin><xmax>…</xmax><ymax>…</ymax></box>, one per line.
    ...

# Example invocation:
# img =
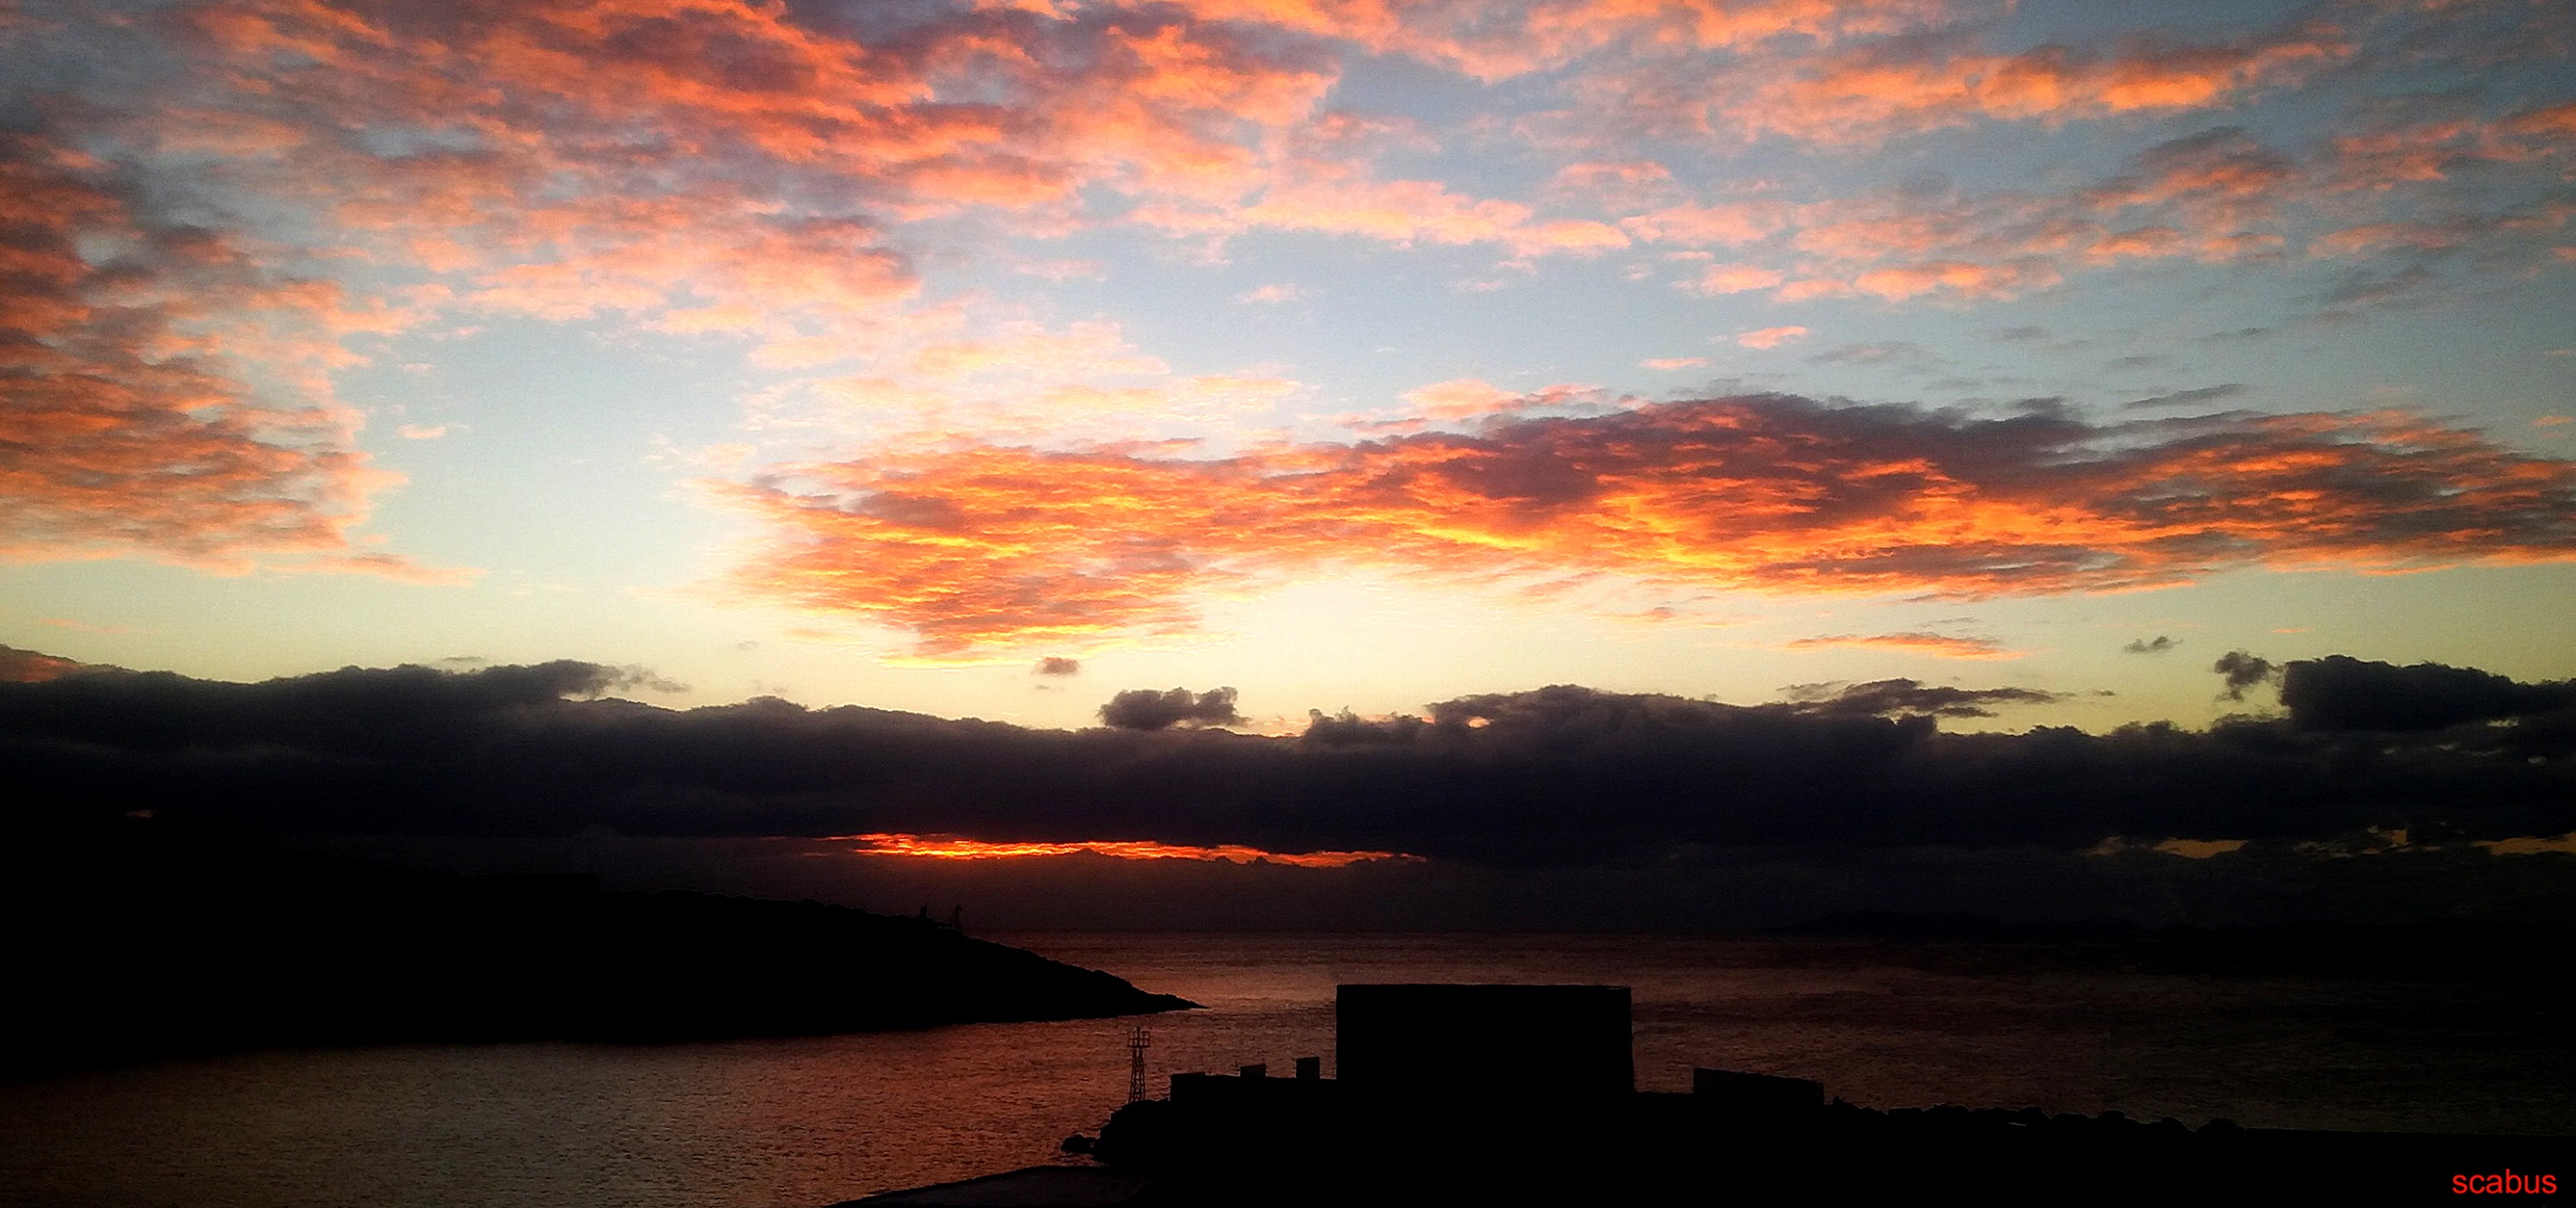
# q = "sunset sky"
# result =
<box><xmin>6</xmin><ymin>0</ymin><xmax>2574</xmax><ymax>741</ymax></box>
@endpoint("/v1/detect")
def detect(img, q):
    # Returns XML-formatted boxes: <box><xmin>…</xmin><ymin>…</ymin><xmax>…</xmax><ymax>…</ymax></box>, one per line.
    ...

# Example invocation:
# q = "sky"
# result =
<box><xmin>4</xmin><ymin>0</ymin><xmax>2576</xmax><ymax>926</ymax></box>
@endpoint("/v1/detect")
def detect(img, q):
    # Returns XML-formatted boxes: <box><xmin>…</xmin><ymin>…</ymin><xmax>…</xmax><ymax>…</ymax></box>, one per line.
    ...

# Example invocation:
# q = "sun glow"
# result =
<box><xmin>833</xmin><ymin>832</ymin><xmax>1416</xmax><ymax>868</ymax></box>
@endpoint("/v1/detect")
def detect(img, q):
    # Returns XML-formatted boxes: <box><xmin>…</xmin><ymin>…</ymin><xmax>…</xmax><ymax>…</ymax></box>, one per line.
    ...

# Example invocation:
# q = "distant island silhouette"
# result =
<box><xmin>5</xmin><ymin>816</ymin><xmax>1195</xmax><ymax>1078</ymax></box>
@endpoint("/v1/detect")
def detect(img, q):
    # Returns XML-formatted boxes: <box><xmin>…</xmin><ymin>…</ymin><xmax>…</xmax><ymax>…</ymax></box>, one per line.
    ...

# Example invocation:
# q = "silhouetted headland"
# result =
<box><xmin>4</xmin><ymin>818</ymin><xmax>1195</xmax><ymax>1079</ymax></box>
<box><xmin>845</xmin><ymin>982</ymin><xmax>2572</xmax><ymax>1206</ymax></box>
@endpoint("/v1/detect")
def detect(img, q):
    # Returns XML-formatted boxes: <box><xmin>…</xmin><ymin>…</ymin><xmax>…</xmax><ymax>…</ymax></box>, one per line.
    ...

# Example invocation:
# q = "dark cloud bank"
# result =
<box><xmin>5</xmin><ymin>656</ymin><xmax>2572</xmax><ymax>929</ymax></box>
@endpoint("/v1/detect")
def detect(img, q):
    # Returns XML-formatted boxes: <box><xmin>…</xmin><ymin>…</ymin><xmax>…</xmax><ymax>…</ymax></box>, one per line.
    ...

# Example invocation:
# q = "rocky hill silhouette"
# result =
<box><xmin>5</xmin><ymin>816</ymin><xmax>1193</xmax><ymax>1077</ymax></box>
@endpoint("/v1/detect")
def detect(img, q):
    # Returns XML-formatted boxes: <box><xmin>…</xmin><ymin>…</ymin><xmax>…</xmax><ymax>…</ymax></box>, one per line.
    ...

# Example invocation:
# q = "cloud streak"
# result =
<box><xmin>715</xmin><ymin>395</ymin><xmax>2576</xmax><ymax>652</ymax></box>
<box><xmin>1777</xmin><ymin>677</ymin><xmax>2062</xmax><ymax>717</ymax></box>
<box><xmin>837</xmin><ymin>832</ymin><xmax>1405</xmax><ymax>868</ymax></box>
<box><xmin>1786</xmin><ymin>633</ymin><xmax>2019</xmax><ymax>659</ymax></box>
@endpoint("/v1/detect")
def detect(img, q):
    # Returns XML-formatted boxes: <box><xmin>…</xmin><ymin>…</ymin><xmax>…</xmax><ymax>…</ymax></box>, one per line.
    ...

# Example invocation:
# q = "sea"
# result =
<box><xmin>3</xmin><ymin>931</ymin><xmax>2567</xmax><ymax>1207</ymax></box>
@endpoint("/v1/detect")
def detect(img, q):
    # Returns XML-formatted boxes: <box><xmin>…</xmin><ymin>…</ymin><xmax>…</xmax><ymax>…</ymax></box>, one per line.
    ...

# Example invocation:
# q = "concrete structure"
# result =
<box><xmin>1335</xmin><ymin>983</ymin><xmax>1632</xmax><ymax>1101</ymax></box>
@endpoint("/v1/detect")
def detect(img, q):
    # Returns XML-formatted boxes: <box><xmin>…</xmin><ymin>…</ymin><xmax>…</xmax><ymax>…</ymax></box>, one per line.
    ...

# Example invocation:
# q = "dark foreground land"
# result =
<box><xmin>848</xmin><ymin>1085</ymin><xmax>2573</xmax><ymax>1206</ymax></box>
<box><xmin>849</xmin><ymin>978</ymin><xmax>2573</xmax><ymax>1206</ymax></box>
<box><xmin>3</xmin><ymin>818</ymin><xmax>1195</xmax><ymax>1078</ymax></box>
<box><xmin>1078</xmin><ymin>1087</ymin><xmax>2571</xmax><ymax>1205</ymax></box>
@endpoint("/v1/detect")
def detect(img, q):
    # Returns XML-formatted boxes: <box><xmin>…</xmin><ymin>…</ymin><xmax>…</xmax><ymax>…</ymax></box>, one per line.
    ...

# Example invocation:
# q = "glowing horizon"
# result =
<box><xmin>831</xmin><ymin>833</ymin><xmax>1416</xmax><ymax>869</ymax></box>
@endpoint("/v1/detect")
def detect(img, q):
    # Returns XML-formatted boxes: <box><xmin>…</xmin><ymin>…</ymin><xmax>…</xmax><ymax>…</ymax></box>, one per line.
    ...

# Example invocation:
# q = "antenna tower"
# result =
<box><xmin>1126</xmin><ymin>1025</ymin><xmax>1151</xmax><ymax>1102</ymax></box>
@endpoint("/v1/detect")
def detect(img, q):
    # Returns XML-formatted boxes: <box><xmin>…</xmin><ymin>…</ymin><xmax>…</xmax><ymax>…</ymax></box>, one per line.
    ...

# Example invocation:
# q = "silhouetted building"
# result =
<box><xmin>1335</xmin><ymin>983</ymin><xmax>1631</xmax><ymax>1102</ymax></box>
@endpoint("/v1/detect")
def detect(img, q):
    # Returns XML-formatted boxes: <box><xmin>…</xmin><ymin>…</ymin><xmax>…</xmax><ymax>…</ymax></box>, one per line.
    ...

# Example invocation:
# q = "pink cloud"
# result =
<box><xmin>1734</xmin><ymin>326</ymin><xmax>1808</xmax><ymax>349</ymax></box>
<box><xmin>1851</xmin><ymin>259</ymin><xmax>2061</xmax><ymax>301</ymax></box>
<box><xmin>1546</xmin><ymin>159</ymin><xmax>1684</xmax><ymax>212</ymax></box>
<box><xmin>1685</xmin><ymin>263</ymin><xmax>1788</xmax><ymax>295</ymax></box>
<box><xmin>1621</xmin><ymin>202</ymin><xmax>1789</xmax><ymax>246</ymax></box>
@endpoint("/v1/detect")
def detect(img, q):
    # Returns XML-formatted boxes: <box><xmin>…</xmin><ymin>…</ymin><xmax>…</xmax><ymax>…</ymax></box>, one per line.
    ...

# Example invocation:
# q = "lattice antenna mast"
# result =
<box><xmin>1126</xmin><ymin>1025</ymin><xmax>1151</xmax><ymax>1102</ymax></box>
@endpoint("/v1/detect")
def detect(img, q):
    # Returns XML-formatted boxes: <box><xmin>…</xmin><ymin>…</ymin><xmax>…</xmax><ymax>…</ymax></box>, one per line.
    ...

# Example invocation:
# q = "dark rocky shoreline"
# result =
<box><xmin>6</xmin><ymin>821</ymin><xmax>1196</xmax><ymax>1079</ymax></box>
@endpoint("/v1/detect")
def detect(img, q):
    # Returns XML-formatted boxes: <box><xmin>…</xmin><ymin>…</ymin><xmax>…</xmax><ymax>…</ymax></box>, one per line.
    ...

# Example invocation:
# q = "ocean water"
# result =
<box><xmin>3</xmin><ymin>932</ymin><xmax>2566</xmax><ymax>1207</ymax></box>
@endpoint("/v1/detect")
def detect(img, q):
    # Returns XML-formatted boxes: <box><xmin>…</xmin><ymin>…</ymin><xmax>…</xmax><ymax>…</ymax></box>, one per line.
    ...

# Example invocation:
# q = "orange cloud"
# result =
<box><xmin>63</xmin><ymin>0</ymin><xmax>2524</xmax><ymax>382</ymax></box>
<box><xmin>1145</xmin><ymin>113</ymin><xmax>1636</xmax><ymax>258</ymax></box>
<box><xmin>42</xmin><ymin>0</ymin><xmax>2567</xmax><ymax>365</ymax></box>
<box><xmin>1784</xmin><ymin>632</ymin><xmax>2020</xmax><ymax>659</ymax></box>
<box><xmin>2302</xmin><ymin>197</ymin><xmax>2573</xmax><ymax>271</ymax></box>
<box><xmin>1734</xmin><ymin>325</ymin><xmax>1808</xmax><ymax>349</ymax></box>
<box><xmin>1689</xmin><ymin>125</ymin><xmax>2327</xmax><ymax>302</ymax></box>
<box><xmin>2308</xmin><ymin>221</ymin><xmax>2472</xmax><ymax>258</ymax></box>
<box><xmin>835</xmin><ymin>831</ymin><xmax>1411</xmax><ymax>867</ymax></box>
<box><xmin>1138</xmin><ymin>0</ymin><xmax>1957</xmax><ymax>82</ymax></box>
<box><xmin>2326</xmin><ymin>100</ymin><xmax>2576</xmax><ymax>190</ymax></box>
<box><xmin>104</xmin><ymin>0</ymin><xmax>1374</xmax><ymax>365</ymax></box>
<box><xmin>758</xmin><ymin>314</ymin><xmax>1302</xmax><ymax>448</ymax></box>
<box><xmin>911</xmin><ymin>322</ymin><xmax>1168</xmax><ymax>381</ymax></box>
<box><xmin>1851</xmin><ymin>258</ymin><xmax>2061</xmax><ymax>300</ymax></box>
<box><xmin>1400</xmin><ymin>378</ymin><xmax>1523</xmax><ymax>420</ymax></box>
<box><xmin>0</xmin><ymin>134</ymin><xmax>435</xmax><ymax>576</ymax></box>
<box><xmin>2088</xmin><ymin>128</ymin><xmax>2299</xmax><ymax>218</ymax></box>
<box><xmin>293</xmin><ymin>552</ymin><xmax>486</xmax><ymax>586</ymax></box>
<box><xmin>717</xmin><ymin>395</ymin><xmax>2576</xmax><ymax>651</ymax></box>
<box><xmin>1546</xmin><ymin>159</ymin><xmax>1685</xmax><ymax>212</ymax></box>
<box><xmin>1721</xmin><ymin>28</ymin><xmax>2349</xmax><ymax>144</ymax></box>
<box><xmin>2081</xmin><ymin>227</ymin><xmax>2183</xmax><ymax>262</ymax></box>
